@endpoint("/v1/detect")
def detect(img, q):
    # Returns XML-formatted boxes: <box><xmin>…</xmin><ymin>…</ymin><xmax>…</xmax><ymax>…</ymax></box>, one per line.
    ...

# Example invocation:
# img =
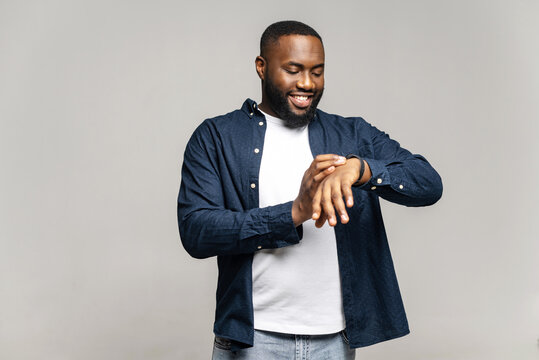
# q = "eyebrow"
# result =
<box><xmin>285</xmin><ymin>61</ymin><xmax>325</xmax><ymax>70</ymax></box>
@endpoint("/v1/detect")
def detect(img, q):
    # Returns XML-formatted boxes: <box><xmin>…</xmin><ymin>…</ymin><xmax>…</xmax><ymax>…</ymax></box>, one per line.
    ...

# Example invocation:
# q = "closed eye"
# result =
<box><xmin>285</xmin><ymin>69</ymin><xmax>299</xmax><ymax>74</ymax></box>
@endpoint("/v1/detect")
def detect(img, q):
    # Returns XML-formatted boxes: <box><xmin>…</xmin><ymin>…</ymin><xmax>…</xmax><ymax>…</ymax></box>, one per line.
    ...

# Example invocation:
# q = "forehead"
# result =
<box><xmin>266</xmin><ymin>35</ymin><xmax>324</xmax><ymax>65</ymax></box>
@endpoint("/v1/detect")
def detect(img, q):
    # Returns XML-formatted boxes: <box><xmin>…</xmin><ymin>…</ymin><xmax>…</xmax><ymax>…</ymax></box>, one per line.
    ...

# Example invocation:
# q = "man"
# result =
<box><xmin>178</xmin><ymin>21</ymin><xmax>442</xmax><ymax>359</ymax></box>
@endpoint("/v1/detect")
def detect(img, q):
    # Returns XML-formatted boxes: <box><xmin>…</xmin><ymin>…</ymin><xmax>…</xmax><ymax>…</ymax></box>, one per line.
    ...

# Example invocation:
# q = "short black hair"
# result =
<box><xmin>260</xmin><ymin>20</ymin><xmax>323</xmax><ymax>57</ymax></box>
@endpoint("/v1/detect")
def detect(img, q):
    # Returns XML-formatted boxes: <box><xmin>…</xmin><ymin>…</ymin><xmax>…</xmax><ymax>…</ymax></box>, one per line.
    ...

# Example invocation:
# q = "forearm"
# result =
<box><xmin>359</xmin><ymin>155</ymin><xmax>443</xmax><ymax>206</ymax></box>
<box><xmin>178</xmin><ymin>201</ymin><xmax>301</xmax><ymax>259</ymax></box>
<box><xmin>353</xmin><ymin>120</ymin><xmax>443</xmax><ymax>207</ymax></box>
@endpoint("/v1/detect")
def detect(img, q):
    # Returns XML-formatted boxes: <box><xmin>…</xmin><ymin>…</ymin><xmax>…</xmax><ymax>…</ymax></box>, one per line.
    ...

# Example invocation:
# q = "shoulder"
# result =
<box><xmin>191</xmin><ymin>100</ymin><xmax>254</xmax><ymax>139</ymax></box>
<box><xmin>197</xmin><ymin>109</ymin><xmax>245</xmax><ymax>132</ymax></box>
<box><xmin>315</xmin><ymin>108</ymin><xmax>372</xmax><ymax>132</ymax></box>
<box><xmin>313</xmin><ymin>109</ymin><xmax>381</xmax><ymax>152</ymax></box>
<box><xmin>187</xmin><ymin>99</ymin><xmax>258</xmax><ymax>153</ymax></box>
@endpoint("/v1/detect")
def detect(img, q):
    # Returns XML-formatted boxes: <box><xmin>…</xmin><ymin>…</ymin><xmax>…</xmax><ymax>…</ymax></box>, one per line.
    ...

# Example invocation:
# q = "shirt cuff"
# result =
<box><xmin>356</xmin><ymin>158</ymin><xmax>391</xmax><ymax>191</ymax></box>
<box><xmin>254</xmin><ymin>201</ymin><xmax>302</xmax><ymax>251</ymax></box>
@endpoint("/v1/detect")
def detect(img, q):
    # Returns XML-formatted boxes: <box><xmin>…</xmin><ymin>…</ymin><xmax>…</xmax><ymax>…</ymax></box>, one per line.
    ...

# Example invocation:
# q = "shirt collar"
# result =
<box><xmin>241</xmin><ymin>98</ymin><xmax>261</xmax><ymax>118</ymax></box>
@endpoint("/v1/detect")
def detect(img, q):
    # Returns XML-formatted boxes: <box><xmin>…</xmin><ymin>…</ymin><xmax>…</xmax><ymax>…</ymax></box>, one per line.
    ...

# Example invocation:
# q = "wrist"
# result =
<box><xmin>345</xmin><ymin>154</ymin><xmax>371</xmax><ymax>186</ymax></box>
<box><xmin>291</xmin><ymin>199</ymin><xmax>309</xmax><ymax>226</ymax></box>
<box><xmin>361</xmin><ymin>160</ymin><xmax>372</xmax><ymax>184</ymax></box>
<box><xmin>345</xmin><ymin>155</ymin><xmax>362</xmax><ymax>185</ymax></box>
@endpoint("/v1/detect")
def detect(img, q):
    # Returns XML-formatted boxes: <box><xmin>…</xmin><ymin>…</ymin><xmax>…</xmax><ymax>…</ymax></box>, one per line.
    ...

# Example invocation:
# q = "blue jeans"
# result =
<box><xmin>212</xmin><ymin>329</ymin><xmax>356</xmax><ymax>360</ymax></box>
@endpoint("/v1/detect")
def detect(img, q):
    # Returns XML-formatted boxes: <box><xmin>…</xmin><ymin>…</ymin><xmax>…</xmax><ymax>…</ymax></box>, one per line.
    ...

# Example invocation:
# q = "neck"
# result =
<box><xmin>258</xmin><ymin>94</ymin><xmax>279</xmax><ymax>118</ymax></box>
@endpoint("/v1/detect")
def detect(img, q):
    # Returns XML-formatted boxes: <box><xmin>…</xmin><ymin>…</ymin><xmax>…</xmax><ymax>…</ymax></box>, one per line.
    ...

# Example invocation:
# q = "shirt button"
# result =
<box><xmin>376</xmin><ymin>178</ymin><xmax>383</xmax><ymax>184</ymax></box>
<box><xmin>250</xmin><ymin>183</ymin><xmax>256</xmax><ymax>189</ymax></box>
<box><xmin>257</xmin><ymin>245</ymin><xmax>262</xmax><ymax>249</ymax></box>
<box><xmin>399</xmin><ymin>184</ymin><xmax>404</xmax><ymax>189</ymax></box>
<box><xmin>371</xmin><ymin>186</ymin><xmax>377</xmax><ymax>190</ymax></box>
<box><xmin>249</xmin><ymin>112</ymin><xmax>253</xmax><ymax>116</ymax></box>
<box><xmin>253</xmin><ymin>104</ymin><xmax>257</xmax><ymax>108</ymax></box>
<box><xmin>259</xmin><ymin>121</ymin><xmax>264</xmax><ymax>126</ymax></box>
<box><xmin>254</xmin><ymin>148</ymin><xmax>260</xmax><ymax>154</ymax></box>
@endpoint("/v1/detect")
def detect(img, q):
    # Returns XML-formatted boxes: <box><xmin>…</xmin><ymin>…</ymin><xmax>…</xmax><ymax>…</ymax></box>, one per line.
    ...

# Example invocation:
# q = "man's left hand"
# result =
<box><xmin>311</xmin><ymin>157</ymin><xmax>371</xmax><ymax>227</ymax></box>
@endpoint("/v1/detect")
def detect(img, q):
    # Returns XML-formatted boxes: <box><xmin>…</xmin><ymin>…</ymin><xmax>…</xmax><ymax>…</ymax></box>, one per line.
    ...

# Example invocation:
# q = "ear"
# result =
<box><xmin>255</xmin><ymin>56</ymin><xmax>266</xmax><ymax>81</ymax></box>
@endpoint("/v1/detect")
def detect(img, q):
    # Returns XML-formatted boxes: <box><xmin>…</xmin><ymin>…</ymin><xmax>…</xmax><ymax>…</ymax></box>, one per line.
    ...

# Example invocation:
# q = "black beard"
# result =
<box><xmin>263</xmin><ymin>79</ymin><xmax>324</xmax><ymax>129</ymax></box>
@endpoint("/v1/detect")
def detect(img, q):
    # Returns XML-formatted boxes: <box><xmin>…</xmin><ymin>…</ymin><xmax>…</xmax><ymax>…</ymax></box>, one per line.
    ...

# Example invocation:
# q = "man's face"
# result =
<box><xmin>258</xmin><ymin>35</ymin><xmax>325</xmax><ymax>128</ymax></box>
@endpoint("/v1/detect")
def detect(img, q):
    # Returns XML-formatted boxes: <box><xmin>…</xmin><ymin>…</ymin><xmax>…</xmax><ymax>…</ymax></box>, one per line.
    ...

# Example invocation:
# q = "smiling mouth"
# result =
<box><xmin>289</xmin><ymin>94</ymin><xmax>313</xmax><ymax>109</ymax></box>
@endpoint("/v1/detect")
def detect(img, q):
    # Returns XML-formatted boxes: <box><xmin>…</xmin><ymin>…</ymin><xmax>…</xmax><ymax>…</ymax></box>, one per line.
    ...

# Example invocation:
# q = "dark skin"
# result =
<box><xmin>257</xmin><ymin>35</ymin><xmax>325</xmax><ymax>120</ymax></box>
<box><xmin>255</xmin><ymin>35</ymin><xmax>372</xmax><ymax>227</ymax></box>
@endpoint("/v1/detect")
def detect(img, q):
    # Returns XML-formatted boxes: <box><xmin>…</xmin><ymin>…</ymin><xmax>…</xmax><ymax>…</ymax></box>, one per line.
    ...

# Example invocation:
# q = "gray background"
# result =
<box><xmin>1</xmin><ymin>0</ymin><xmax>538</xmax><ymax>359</ymax></box>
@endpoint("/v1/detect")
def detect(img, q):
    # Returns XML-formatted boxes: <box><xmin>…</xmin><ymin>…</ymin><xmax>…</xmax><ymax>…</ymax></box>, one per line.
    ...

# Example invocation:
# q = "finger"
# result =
<box><xmin>315</xmin><ymin>212</ymin><xmax>327</xmax><ymax>228</ymax></box>
<box><xmin>311</xmin><ymin>156</ymin><xmax>346</xmax><ymax>173</ymax></box>
<box><xmin>330</xmin><ymin>182</ymin><xmax>349</xmax><ymax>224</ymax></box>
<box><xmin>320</xmin><ymin>183</ymin><xmax>337</xmax><ymax>226</ymax></box>
<box><xmin>313</xmin><ymin>166</ymin><xmax>335</xmax><ymax>183</ymax></box>
<box><xmin>316</xmin><ymin>158</ymin><xmax>347</xmax><ymax>172</ymax></box>
<box><xmin>313</xmin><ymin>154</ymin><xmax>344</xmax><ymax>163</ymax></box>
<box><xmin>342</xmin><ymin>181</ymin><xmax>354</xmax><ymax>208</ymax></box>
<box><xmin>311</xmin><ymin>186</ymin><xmax>323</xmax><ymax>220</ymax></box>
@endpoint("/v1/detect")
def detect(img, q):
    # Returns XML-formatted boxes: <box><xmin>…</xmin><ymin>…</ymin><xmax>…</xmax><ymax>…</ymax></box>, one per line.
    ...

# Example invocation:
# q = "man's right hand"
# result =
<box><xmin>291</xmin><ymin>154</ymin><xmax>347</xmax><ymax>226</ymax></box>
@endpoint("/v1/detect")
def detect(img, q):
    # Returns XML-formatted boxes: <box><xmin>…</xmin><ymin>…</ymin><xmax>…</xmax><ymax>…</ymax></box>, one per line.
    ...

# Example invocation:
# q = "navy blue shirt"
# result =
<box><xmin>177</xmin><ymin>99</ymin><xmax>442</xmax><ymax>350</ymax></box>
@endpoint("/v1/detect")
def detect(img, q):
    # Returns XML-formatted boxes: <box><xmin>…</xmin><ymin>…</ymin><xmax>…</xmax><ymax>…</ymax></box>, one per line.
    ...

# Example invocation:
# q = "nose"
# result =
<box><xmin>297</xmin><ymin>72</ymin><xmax>314</xmax><ymax>91</ymax></box>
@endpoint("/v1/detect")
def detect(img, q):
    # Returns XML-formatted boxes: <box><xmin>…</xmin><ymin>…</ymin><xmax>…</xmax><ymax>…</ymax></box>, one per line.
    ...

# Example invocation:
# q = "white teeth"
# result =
<box><xmin>293</xmin><ymin>95</ymin><xmax>308</xmax><ymax>101</ymax></box>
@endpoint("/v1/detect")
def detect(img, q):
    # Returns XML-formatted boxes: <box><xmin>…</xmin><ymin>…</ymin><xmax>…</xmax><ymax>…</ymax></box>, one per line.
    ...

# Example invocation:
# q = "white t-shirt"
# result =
<box><xmin>252</xmin><ymin>110</ymin><xmax>345</xmax><ymax>335</ymax></box>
